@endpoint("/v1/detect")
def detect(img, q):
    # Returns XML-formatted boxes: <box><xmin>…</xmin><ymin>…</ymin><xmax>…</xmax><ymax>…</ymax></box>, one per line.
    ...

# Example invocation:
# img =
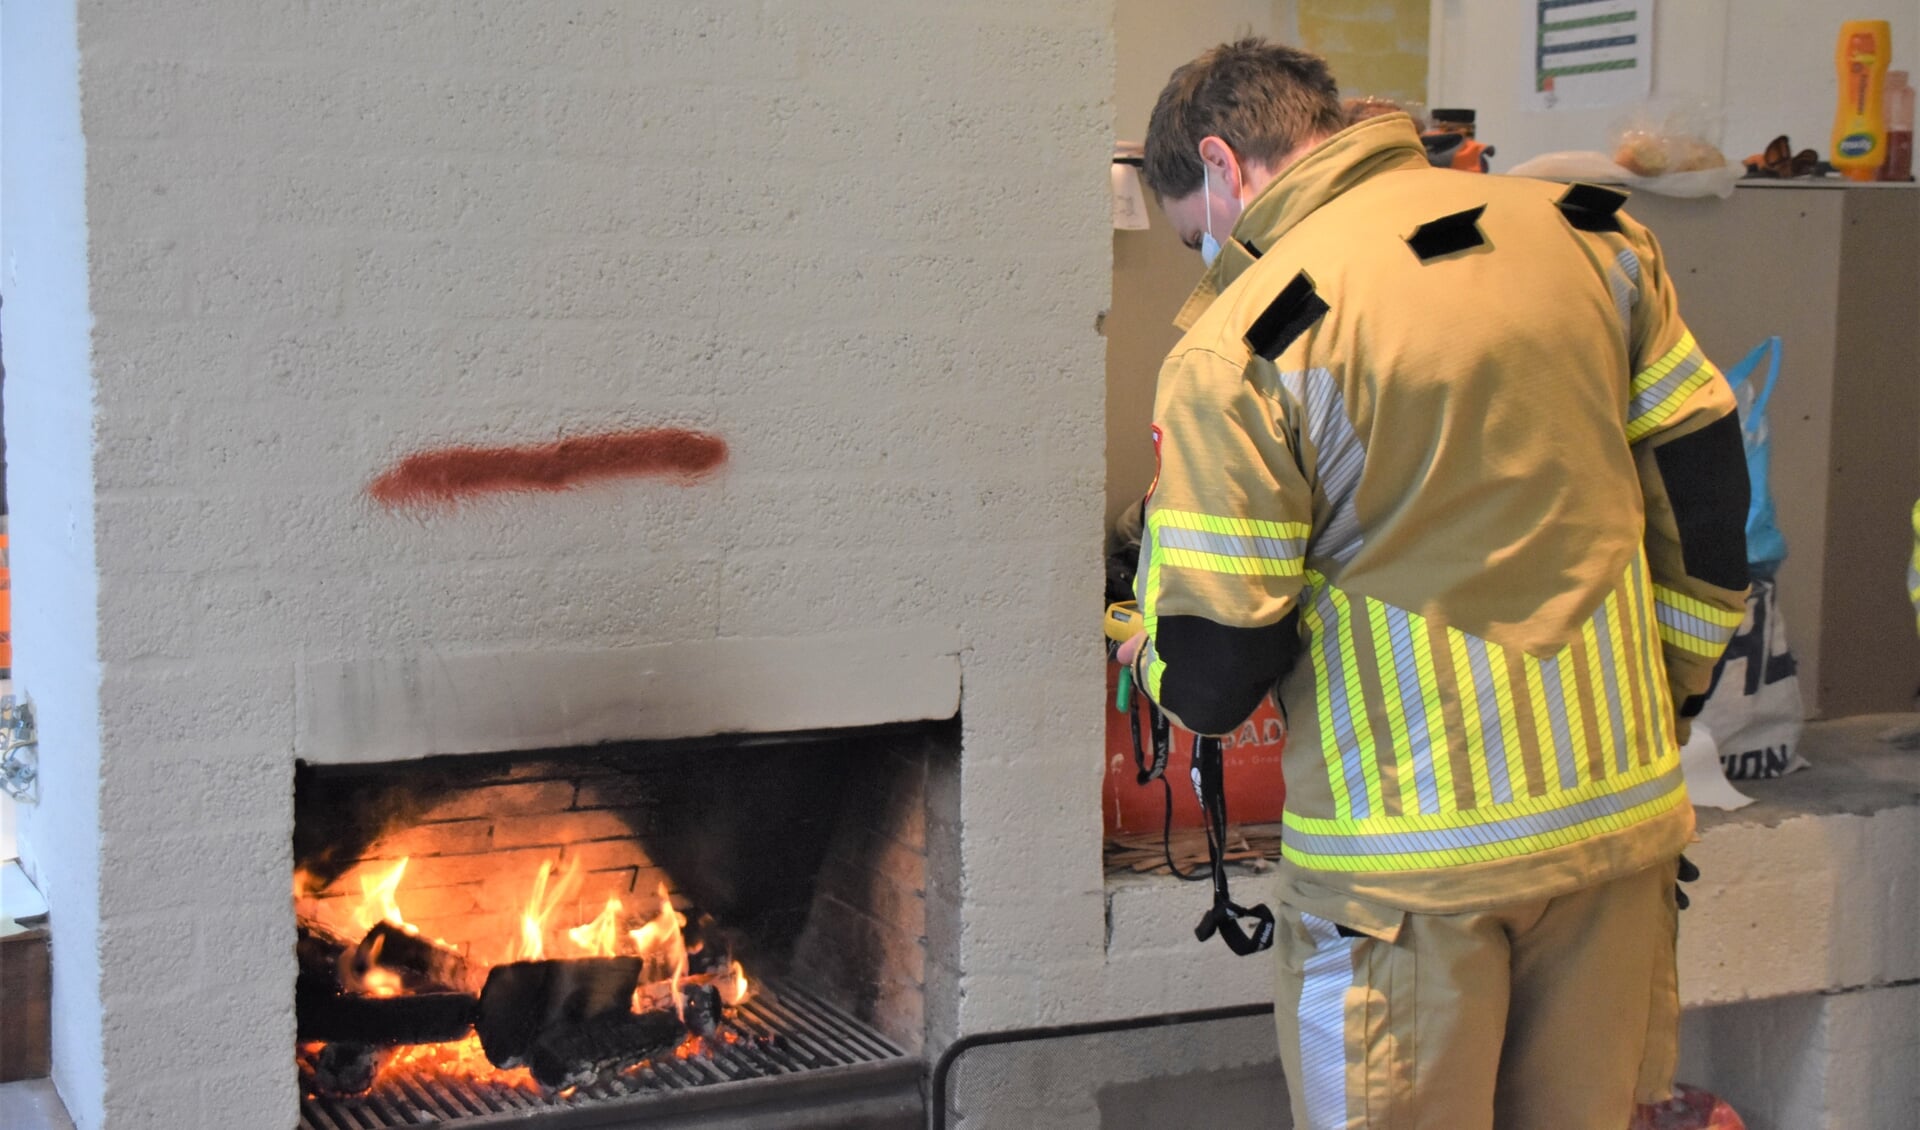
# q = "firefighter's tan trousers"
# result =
<box><xmin>1274</xmin><ymin>860</ymin><xmax>1681</xmax><ymax>1130</ymax></box>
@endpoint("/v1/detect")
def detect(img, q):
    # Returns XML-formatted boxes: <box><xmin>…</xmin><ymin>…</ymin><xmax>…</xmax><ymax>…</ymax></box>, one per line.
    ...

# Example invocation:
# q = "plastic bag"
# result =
<box><xmin>1722</xmin><ymin>337</ymin><xmax>1787</xmax><ymax>574</ymax></box>
<box><xmin>1697</xmin><ymin>579</ymin><xmax>1807</xmax><ymax>780</ymax></box>
<box><xmin>1504</xmin><ymin>151</ymin><xmax>1742</xmax><ymax>198</ymax></box>
<box><xmin>1611</xmin><ymin>103</ymin><xmax>1730</xmax><ymax>179</ymax></box>
<box><xmin>1507</xmin><ymin>102</ymin><xmax>1742</xmax><ymax>197</ymax></box>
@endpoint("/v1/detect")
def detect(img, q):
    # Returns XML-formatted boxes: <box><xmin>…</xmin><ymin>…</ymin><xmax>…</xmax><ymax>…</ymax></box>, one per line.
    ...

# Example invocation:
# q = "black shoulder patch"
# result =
<box><xmin>1244</xmin><ymin>271</ymin><xmax>1329</xmax><ymax>362</ymax></box>
<box><xmin>1241</xmin><ymin>238</ymin><xmax>1263</xmax><ymax>260</ymax></box>
<box><xmin>1556</xmin><ymin>182</ymin><xmax>1629</xmax><ymax>233</ymax></box>
<box><xmin>1405</xmin><ymin>205</ymin><xmax>1488</xmax><ymax>262</ymax></box>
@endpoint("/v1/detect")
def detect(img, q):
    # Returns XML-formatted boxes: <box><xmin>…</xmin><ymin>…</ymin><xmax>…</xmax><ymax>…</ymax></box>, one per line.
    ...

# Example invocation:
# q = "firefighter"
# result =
<box><xmin>1120</xmin><ymin>39</ymin><xmax>1749</xmax><ymax>1129</ymax></box>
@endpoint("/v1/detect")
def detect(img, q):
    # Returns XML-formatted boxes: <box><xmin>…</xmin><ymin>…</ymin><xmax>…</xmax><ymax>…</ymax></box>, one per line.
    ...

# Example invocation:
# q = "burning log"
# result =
<box><xmin>475</xmin><ymin>957</ymin><xmax>643</xmax><ymax>1068</ymax></box>
<box><xmin>352</xmin><ymin>921</ymin><xmax>473</xmax><ymax>993</ymax></box>
<box><xmin>298</xmin><ymin>991</ymin><xmax>479</xmax><ymax>1047</ymax></box>
<box><xmin>525</xmin><ymin>1009</ymin><xmax>685</xmax><ymax>1089</ymax></box>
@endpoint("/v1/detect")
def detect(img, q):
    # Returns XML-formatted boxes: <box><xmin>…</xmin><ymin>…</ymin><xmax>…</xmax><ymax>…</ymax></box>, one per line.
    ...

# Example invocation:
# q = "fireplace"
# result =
<box><xmin>289</xmin><ymin>723</ymin><xmax>946</xmax><ymax>1126</ymax></box>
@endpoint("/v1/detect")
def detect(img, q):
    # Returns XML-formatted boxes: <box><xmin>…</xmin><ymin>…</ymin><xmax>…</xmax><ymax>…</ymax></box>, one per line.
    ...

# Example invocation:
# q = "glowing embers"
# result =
<box><xmin>295</xmin><ymin>855</ymin><xmax>756</xmax><ymax>1098</ymax></box>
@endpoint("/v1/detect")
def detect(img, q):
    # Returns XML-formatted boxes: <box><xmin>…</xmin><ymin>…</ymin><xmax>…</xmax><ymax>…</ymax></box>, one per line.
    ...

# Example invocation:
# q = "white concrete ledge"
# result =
<box><xmin>294</xmin><ymin>628</ymin><xmax>963</xmax><ymax>763</ymax></box>
<box><xmin>1681</xmin><ymin>714</ymin><xmax>1920</xmax><ymax>1007</ymax></box>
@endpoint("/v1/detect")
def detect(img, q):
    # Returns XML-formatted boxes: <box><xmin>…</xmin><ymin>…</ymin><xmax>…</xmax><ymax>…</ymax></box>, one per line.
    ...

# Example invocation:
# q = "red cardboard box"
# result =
<box><xmin>1103</xmin><ymin>662</ymin><xmax>1287</xmax><ymax>836</ymax></box>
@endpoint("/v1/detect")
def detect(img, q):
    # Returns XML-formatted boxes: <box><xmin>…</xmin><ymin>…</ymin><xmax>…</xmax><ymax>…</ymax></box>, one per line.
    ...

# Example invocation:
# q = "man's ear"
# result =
<box><xmin>1197</xmin><ymin>135</ymin><xmax>1238</xmax><ymax>187</ymax></box>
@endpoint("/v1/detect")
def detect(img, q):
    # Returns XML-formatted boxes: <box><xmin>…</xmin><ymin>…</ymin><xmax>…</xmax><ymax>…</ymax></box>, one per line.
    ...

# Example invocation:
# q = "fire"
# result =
<box><xmin>299</xmin><ymin>853</ymin><xmax>758</xmax><ymax>1097</ymax></box>
<box><xmin>355</xmin><ymin>858</ymin><xmax>411</xmax><ymax>934</ymax></box>
<box><xmin>719</xmin><ymin>959</ymin><xmax>751</xmax><ymax>1008</ymax></box>
<box><xmin>628</xmin><ymin>883</ymin><xmax>690</xmax><ymax>1017</ymax></box>
<box><xmin>359</xmin><ymin>933</ymin><xmax>402</xmax><ymax>998</ymax></box>
<box><xmin>514</xmin><ymin>858</ymin><xmax>583</xmax><ymax>962</ymax></box>
<box><xmin>566</xmin><ymin>895</ymin><xmax>624</xmax><ymax>957</ymax></box>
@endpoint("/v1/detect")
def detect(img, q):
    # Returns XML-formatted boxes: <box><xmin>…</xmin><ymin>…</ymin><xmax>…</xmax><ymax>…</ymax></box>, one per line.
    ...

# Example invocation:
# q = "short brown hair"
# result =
<box><xmin>1143</xmin><ymin>38</ymin><xmax>1345</xmax><ymax>200</ymax></box>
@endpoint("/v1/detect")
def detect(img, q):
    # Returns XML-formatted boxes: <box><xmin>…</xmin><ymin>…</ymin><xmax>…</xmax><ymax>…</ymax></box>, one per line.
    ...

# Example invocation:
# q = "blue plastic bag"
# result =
<box><xmin>1722</xmin><ymin>337</ymin><xmax>1787</xmax><ymax>575</ymax></box>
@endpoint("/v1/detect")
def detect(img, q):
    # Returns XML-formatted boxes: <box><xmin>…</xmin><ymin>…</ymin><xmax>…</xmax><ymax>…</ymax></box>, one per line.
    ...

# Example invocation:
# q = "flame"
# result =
<box><xmin>355</xmin><ymin>859</ymin><xmax>411</xmax><ymax>934</ymax></box>
<box><xmin>299</xmin><ymin>852</ymin><xmax>761</xmax><ymax>1097</ymax></box>
<box><xmin>628</xmin><ymin>883</ymin><xmax>690</xmax><ymax>1017</ymax></box>
<box><xmin>718</xmin><ymin>959</ymin><xmax>751</xmax><ymax>1008</ymax></box>
<box><xmin>362</xmin><ymin>966</ymin><xmax>404</xmax><ymax>998</ymax></box>
<box><xmin>514</xmin><ymin>858</ymin><xmax>583</xmax><ymax>962</ymax></box>
<box><xmin>358</xmin><ymin>933</ymin><xmax>403</xmax><ymax>998</ymax></box>
<box><xmin>566</xmin><ymin>895</ymin><xmax>624</xmax><ymax>958</ymax></box>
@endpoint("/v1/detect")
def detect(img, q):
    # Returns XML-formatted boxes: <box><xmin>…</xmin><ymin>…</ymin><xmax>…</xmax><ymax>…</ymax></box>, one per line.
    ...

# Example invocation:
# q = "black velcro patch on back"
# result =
<box><xmin>1245</xmin><ymin>272</ymin><xmax>1329</xmax><ymax>362</ymax></box>
<box><xmin>1556</xmin><ymin>183</ymin><xmax>1629</xmax><ymax>233</ymax></box>
<box><xmin>1653</xmin><ymin>411</ymin><xmax>1751</xmax><ymax>591</ymax></box>
<box><xmin>1405</xmin><ymin>205</ymin><xmax>1488</xmax><ymax>262</ymax></box>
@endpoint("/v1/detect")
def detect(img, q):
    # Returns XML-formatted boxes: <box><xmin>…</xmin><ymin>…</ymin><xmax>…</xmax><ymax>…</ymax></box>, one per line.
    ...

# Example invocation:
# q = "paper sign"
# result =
<box><xmin>1111</xmin><ymin>163</ymin><xmax>1150</xmax><ymax>231</ymax></box>
<box><xmin>1526</xmin><ymin>0</ymin><xmax>1654</xmax><ymax>111</ymax></box>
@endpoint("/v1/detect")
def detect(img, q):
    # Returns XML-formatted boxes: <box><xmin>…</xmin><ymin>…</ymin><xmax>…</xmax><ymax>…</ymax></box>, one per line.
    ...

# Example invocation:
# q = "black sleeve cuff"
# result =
<box><xmin>1151</xmin><ymin>611</ymin><xmax>1301</xmax><ymax>735</ymax></box>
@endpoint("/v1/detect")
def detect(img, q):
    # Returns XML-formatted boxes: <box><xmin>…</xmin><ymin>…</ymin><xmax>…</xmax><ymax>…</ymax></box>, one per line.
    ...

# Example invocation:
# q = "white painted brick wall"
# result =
<box><xmin>1</xmin><ymin>3</ymin><xmax>107</xmax><ymax>1128</ymax></box>
<box><xmin>47</xmin><ymin>1</ymin><xmax>1114</xmax><ymax>1126</ymax></box>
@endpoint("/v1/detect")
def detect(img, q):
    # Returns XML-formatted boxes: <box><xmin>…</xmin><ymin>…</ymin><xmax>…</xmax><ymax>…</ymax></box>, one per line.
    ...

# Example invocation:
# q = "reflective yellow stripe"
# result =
<box><xmin>1289</xmin><ymin>558</ymin><xmax>1683</xmax><ymax>872</ymax></box>
<box><xmin>1144</xmin><ymin>509</ymin><xmax>1310</xmax><ymax>578</ymax></box>
<box><xmin>1281</xmin><ymin>757</ymin><xmax>1687</xmax><ymax>872</ymax></box>
<box><xmin>1652</xmin><ymin>582</ymin><xmax>1744</xmax><ymax>657</ymax></box>
<box><xmin>1626</xmin><ymin>333</ymin><xmax>1719</xmax><ymax>444</ymax></box>
<box><xmin>1447</xmin><ymin>629</ymin><xmax>1496</xmax><ymax>809</ymax></box>
<box><xmin>1304</xmin><ymin>590</ymin><xmax>1354</xmax><ymax>821</ymax></box>
<box><xmin>1329</xmin><ymin>587</ymin><xmax>1386</xmax><ymax>819</ymax></box>
<box><xmin>1366</xmin><ymin>599</ymin><xmax>1423</xmax><ymax>816</ymax></box>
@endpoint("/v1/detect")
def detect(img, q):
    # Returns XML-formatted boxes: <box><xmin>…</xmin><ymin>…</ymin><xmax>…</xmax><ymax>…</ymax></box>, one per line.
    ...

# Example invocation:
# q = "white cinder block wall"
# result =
<box><xmin>9</xmin><ymin>2</ymin><xmax>1117</xmax><ymax>1126</ymax></box>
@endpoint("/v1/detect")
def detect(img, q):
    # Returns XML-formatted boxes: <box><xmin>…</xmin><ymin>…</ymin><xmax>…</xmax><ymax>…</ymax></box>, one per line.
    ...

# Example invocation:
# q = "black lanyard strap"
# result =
<box><xmin>1188</xmin><ymin>734</ymin><xmax>1275</xmax><ymax>956</ymax></box>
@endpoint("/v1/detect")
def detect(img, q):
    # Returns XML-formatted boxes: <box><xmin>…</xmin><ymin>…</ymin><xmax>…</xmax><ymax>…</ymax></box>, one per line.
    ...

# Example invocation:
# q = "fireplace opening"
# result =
<box><xmin>291</xmin><ymin>721</ymin><xmax>946</xmax><ymax>1127</ymax></box>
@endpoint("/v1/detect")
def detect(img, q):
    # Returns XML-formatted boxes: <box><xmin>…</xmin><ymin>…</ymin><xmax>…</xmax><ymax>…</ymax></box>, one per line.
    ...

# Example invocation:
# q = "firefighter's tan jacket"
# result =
<box><xmin>1133</xmin><ymin>114</ymin><xmax>1750</xmax><ymax>916</ymax></box>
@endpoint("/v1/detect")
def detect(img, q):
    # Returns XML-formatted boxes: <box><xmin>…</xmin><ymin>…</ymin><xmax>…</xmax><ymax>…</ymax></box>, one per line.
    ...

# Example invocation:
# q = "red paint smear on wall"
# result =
<box><xmin>367</xmin><ymin>427</ymin><xmax>727</xmax><ymax>510</ymax></box>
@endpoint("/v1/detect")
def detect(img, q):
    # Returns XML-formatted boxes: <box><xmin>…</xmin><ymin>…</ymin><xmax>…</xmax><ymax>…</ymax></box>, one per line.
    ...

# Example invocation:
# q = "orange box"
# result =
<box><xmin>1103</xmin><ymin>662</ymin><xmax>1286</xmax><ymax>836</ymax></box>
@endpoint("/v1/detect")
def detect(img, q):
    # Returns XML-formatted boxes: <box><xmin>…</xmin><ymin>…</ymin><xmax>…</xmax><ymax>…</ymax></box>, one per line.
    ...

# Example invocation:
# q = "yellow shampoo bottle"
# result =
<box><xmin>1834</xmin><ymin>20</ymin><xmax>1893</xmax><ymax>181</ymax></box>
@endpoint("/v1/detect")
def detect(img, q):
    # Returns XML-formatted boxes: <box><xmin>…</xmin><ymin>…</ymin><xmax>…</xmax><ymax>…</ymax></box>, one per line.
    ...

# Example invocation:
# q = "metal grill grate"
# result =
<box><xmin>298</xmin><ymin>982</ymin><xmax>913</xmax><ymax>1129</ymax></box>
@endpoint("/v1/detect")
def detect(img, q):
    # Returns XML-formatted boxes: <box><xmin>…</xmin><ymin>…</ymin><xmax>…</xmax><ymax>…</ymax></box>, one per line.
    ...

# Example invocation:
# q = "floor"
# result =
<box><xmin>0</xmin><ymin>1078</ymin><xmax>74</xmax><ymax>1130</ymax></box>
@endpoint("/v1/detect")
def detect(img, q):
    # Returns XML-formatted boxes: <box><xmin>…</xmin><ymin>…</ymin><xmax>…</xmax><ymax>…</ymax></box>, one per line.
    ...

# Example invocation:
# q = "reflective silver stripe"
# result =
<box><xmin>1654</xmin><ymin>601</ymin><xmax>1737</xmax><ymax>646</ymax></box>
<box><xmin>1155</xmin><ymin>525</ymin><xmax>1306</xmax><ymax>563</ymax></box>
<box><xmin>1590</xmin><ymin>603</ymin><xmax>1632</xmax><ymax>777</ymax></box>
<box><xmin>1280</xmin><ymin>369</ymin><xmax>1366</xmax><ymax>567</ymax></box>
<box><xmin>1538</xmin><ymin>655</ymin><xmax>1580</xmax><ymax>791</ymax></box>
<box><xmin>1608</xmin><ymin>249</ymin><xmax>1640</xmax><ymax>350</ymax></box>
<box><xmin>1383</xmin><ymin>606</ymin><xmax>1441</xmax><ymax>814</ymax></box>
<box><xmin>1282</xmin><ymin>765</ymin><xmax>1684</xmax><ymax>858</ymax></box>
<box><xmin>1315</xmin><ymin>587</ymin><xmax>1371</xmax><ymax>821</ymax></box>
<box><xmin>1296</xmin><ymin>912</ymin><xmax>1355</xmax><ymax>1130</ymax></box>
<box><xmin>1629</xmin><ymin>347</ymin><xmax>1706</xmax><ymax>422</ymax></box>
<box><xmin>1463</xmin><ymin>635</ymin><xmax>1513</xmax><ymax>804</ymax></box>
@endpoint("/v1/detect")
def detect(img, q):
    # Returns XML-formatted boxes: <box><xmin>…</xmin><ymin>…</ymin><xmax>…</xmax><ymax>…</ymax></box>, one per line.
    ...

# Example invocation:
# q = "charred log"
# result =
<box><xmin>475</xmin><ymin>957</ymin><xmax>642</xmax><ymax>1068</ymax></box>
<box><xmin>352</xmin><ymin>921</ymin><xmax>473</xmax><ymax>993</ymax></box>
<box><xmin>297</xmin><ymin>924</ymin><xmax>355</xmax><ymax>993</ymax></box>
<box><xmin>681</xmin><ymin>983</ymin><xmax>723</xmax><ymax>1038</ymax></box>
<box><xmin>297</xmin><ymin>991</ymin><xmax>478</xmax><ymax>1046</ymax></box>
<box><xmin>525</xmin><ymin>1009</ymin><xmax>685</xmax><ymax>1090</ymax></box>
<box><xmin>310</xmin><ymin>1042</ymin><xmax>384</xmax><ymax>1097</ymax></box>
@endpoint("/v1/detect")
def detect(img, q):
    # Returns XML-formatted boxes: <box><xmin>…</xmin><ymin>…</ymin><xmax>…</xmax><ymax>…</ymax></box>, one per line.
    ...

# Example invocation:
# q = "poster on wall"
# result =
<box><xmin>1526</xmin><ymin>0</ymin><xmax>1654</xmax><ymax>110</ymax></box>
